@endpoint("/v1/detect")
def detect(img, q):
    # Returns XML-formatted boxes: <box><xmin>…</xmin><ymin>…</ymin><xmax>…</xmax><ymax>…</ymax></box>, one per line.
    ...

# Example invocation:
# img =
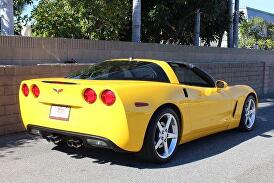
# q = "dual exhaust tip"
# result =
<box><xmin>45</xmin><ymin>135</ymin><xmax>83</xmax><ymax>148</ymax></box>
<box><xmin>45</xmin><ymin>135</ymin><xmax>62</xmax><ymax>144</ymax></box>
<box><xmin>67</xmin><ymin>139</ymin><xmax>83</xmax><ymax>148</ymax></box>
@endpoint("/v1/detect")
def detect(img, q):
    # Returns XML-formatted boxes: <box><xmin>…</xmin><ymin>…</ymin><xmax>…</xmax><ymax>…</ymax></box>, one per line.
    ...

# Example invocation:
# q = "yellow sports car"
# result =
<box><xmin>19</xmin><ymin>59</ymin><xmax>257</xmax><ymax>163</ymax></box>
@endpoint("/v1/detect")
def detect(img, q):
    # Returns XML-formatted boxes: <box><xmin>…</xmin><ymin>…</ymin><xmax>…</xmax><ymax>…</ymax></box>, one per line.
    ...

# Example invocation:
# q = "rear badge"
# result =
<box><xmin>53</xmin><ymin>88</ymin><xmax>63</xmax><ymax>94</ymax></box>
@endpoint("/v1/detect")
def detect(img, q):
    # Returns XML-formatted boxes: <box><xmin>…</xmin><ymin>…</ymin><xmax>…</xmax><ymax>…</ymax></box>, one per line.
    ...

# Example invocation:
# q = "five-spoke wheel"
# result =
<box><xmin>140</xmin><ymin>108</ymin><xmax>180</xmax><ymax>163</ymax></box>
<box><xmin>154</xmin><ymin>113</ymin><xmax>178</xmax><ymax>159</ymax></box>
<box><xmin>239</xmin><ymin>95</ymin><xmax>257</xmax><ymax>131</ymax></box>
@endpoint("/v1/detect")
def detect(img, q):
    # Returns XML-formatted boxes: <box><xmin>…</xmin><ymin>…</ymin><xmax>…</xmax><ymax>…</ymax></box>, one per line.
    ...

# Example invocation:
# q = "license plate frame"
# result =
<box><xmin>49</xmin><ymin>105</ymin><xmax>71</xmax><ymax>121</ymax></box>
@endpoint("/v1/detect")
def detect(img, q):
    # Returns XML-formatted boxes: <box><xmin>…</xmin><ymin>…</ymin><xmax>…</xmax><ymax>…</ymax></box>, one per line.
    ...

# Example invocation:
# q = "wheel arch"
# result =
<box><xmin>153</xmin><ymin>103</ymin><xmax>182</xmax><ymax>121</ymax></box>
<box><xmin>237</xmin><ymin>92</ymin><xmax>258</xmax><ymax>131</ymax></box>
<box><xmin>247</xmin><ymin>92</ymin><xmax>258</xmax><ymax>107</ymax></box>
<box><xmin>148</xmin><ymin>103</ymin><xmax>183</xmax><ymax>138</ymax></box>
<box><xmin>237</xmin><ymin>92</ymin><xmax>258</xmax><ymax>118</ymax></box>
<box><xmin>139</xmin><ymin>102</ymin><xmax>184</xmax><ymax>153</ymax></box>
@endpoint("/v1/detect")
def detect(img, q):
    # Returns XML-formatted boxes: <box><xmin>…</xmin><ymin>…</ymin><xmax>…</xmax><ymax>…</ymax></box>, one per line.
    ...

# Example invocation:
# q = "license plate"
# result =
<box><xmin>49</xmin><ymin>106</ymin><xmax>71</xmax><ymax>121</ymax></box>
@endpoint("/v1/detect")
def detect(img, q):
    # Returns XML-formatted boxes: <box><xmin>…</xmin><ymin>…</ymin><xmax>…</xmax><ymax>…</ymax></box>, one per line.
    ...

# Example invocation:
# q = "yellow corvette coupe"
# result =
<box><xmin>19</xmin><ymin>59</ymin><xmax>257</xmax><ymax>163</ymax></box>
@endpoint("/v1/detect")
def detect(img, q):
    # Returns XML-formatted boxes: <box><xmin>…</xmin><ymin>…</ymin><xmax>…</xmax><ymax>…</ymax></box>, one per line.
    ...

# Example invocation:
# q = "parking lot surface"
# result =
<box><xmin>1</xmin><ymin>97</ymin><xmax>274</xmax><ymax>183</ymax></box>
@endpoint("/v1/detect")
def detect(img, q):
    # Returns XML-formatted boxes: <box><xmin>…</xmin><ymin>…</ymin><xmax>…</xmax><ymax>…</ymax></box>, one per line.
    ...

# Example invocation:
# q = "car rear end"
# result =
<box><xmin>19</xmin><ymin>60</ymin><xmax>177</xmax><ymax>152</ymax></box>
<box><xmin>19</xmin><ymin>78</ymin><xmax>130</xmax><ymax>151</ymax></box>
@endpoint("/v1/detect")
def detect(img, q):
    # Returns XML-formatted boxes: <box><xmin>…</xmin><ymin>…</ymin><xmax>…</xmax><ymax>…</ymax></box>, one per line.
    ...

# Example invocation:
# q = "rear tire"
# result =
<box><xmin>238</xmin><ymin>95</ymin><xmax>257</xmax><ymax>131</ymax></box>
<box><xmin>139</xmin><ymin>108</ymin><xmax>181</xmax><ymax>163</ymax></box>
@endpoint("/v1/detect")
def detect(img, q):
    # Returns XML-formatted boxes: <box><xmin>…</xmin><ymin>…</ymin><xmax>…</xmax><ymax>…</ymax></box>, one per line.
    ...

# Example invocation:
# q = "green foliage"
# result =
<box><xmin>32</xmin><ymin>0</ymin><xmax>131</xmax><ymax>40</ymax></box>
<box><xmin>135</xmin><ymin>0</ymin><xmax>231</xmax><ymax>45</ymax></box>
<box><xmin>14</xmin><ymin>0</ymin><xmax>33</xmax><ymax>17</ymax></box>
<box><xmin>31</xmin><ymin>0</ymin><xmax>232</xmax><ymax>45</ymax></box>
<box><xmin>240</xmin><ymin>17</ymin><xmax>274</xmax><ymax>50</ymax></box>
<box><xmin>14</xmin><ymin>0</ymin><xmax>33</xmax><ymax>34</ymax></box>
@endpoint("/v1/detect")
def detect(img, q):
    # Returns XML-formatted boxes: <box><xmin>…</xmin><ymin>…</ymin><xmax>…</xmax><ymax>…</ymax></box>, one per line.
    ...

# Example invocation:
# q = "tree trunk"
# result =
<box><xmin>132</xmin><ymin>0</ymin><xmax>141</xmax><ymax>42</ymax></box>
<box><xmin>0</xmin><ymin>0</ymin><xmax>14</xmax><ymax>35</ymax></box>
<box><xmin>218</xmin><ymin>32</ymin><xmax>224</xmax><ymax>47</ymax></box>
<box><xmin>233</xmin><ymin>0</ymin><xmax>240</xmax><ymax>48</ymax></box>
<box><xmin>194</xmin><ymin>9</ymin><xmax>201</xmax><ymax>46</ymax></box>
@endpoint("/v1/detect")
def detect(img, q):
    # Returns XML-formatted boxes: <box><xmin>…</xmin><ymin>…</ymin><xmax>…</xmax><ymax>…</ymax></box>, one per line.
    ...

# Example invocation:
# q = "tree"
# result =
<box><xmin>120</xmin><ymin>0</ymin><xmax>231</xmax><ymax>45</ymax></box>
<box><xmin>239</xmin><ymin>17</ymin><xmax>274</xmax><ymax>50</ymax></box>
<box><xmin>14</xmin><ymin>0</ymin><xmax>33</xmax><ymax>34</ymax></box>
<box><xmin>32</xmin><ymin>0</ymin><xmax>131</xmax><ymax>40</ymax></box>
<box><xmin>31</xmin><ymin>0</ymin><xmax>234</xmax><ymax>46</ymax></box>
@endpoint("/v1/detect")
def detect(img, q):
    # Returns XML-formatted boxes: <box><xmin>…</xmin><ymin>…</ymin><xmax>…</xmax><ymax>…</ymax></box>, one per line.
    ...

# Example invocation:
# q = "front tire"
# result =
<box><xmin>239</xmin><ymin>95</ymin><xmax>257</xmax><ymax>131</ymax></box>
<box><xmin>140</xmin><ymin>108</ymin><xmax>180</xmax><ymax>163</ymax></box>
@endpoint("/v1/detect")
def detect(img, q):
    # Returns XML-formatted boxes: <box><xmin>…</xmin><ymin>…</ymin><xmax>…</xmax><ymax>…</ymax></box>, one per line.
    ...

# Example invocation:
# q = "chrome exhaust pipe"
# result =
<box><xmin>67</xmin><ymin>140</ymin><xmax>74</xmax><ymax>148</ymax></box>
<box><xmin>45</xmin><ymin>135</ymin><xmax>54</xmax><ymax>143</ymax></box>
<box><xmin>67</xmin><ymin>139</ymin><xmax>83</xmax><ymax>148</ymax></box>
<box><xmin>45</xmin><ymin>135</ymin><xmax>62</xmax><ymax>144</ymax></box>
<box><xmin>51</xmin><ymin>136</ymin><xmax>62</xmax><ymax>145</ymax></box>
<box><xmin>72</xmin><ymin>139</ymin><xmax>83</xmax><ymax>148</ymax></box>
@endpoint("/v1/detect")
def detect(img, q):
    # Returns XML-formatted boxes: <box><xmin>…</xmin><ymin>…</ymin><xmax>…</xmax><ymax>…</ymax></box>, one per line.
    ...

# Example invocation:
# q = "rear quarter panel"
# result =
<box><xmin>112</xmin><ymin>82</ymin><xmax>189</xmax><ymax>151</ymax></box>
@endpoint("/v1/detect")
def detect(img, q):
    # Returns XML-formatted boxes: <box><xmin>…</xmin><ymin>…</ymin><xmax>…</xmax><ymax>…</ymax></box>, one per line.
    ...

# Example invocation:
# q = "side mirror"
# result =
<box><xmin>216</xmin><ymin>80</ymin><xmax>228</xmax><ymax>89</ymax></box>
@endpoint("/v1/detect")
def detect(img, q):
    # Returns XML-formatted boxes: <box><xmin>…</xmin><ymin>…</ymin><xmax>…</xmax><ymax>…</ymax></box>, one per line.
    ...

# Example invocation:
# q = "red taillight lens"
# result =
<box><xmin>32</xmin><ymin>84</ymin><xmax>40</xmax><ymax>98</ymax></box>
<box><xmin>84</xmin><ymin>88</ymin><xmax>97</xmax><ymax>104</ymax></box>
<box><xmin>101</xmin><ymin>90</ymin><xmax>116</xmax><ymax>106</ymax></box>
<box><xmin>22</xmin><ymin>84</ymin><xmax>29</xmax><ymax>97</ymax></box>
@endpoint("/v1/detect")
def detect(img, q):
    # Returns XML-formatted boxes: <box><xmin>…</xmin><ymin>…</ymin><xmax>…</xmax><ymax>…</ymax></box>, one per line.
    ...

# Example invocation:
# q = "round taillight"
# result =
<box><xmin>32</xmin><ymin>85</ymin><xmax>40</xmax><ymax>98</ymax></box>
<box><xmin>101</xmin><ymin>90</ymin><xmax>116</xmax><ymax>106</ymax></box>
<box><xmin>84</xmin><ymin>88</ymin><xmax>97</xmax><ymax>104</ymax></box>
<box><xmin>22</xmin><ymin>84</ymin><xmax>29</xmax><ymax>97</ymax></box>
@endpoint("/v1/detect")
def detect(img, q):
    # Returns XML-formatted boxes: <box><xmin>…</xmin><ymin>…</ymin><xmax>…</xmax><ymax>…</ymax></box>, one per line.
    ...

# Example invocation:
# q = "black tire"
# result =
<box><xmin>238</xmin><ymin>95</ymin><xmax>257</xmax><ymax>132</ymax></box>
<box><xmin>139</xmin><ymin>108</ymin><xmax>181</xmax><ymax>163</ymax></box>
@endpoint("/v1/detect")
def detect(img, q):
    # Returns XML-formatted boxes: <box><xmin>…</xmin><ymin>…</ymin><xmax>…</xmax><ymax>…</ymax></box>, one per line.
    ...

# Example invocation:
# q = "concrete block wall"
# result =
<box><xmin>197</xmin><ymin>62</ymin><xmax>265</xmax><ymax>94</ymax></box>
<box><xmin>268</xmin><ymin>65</ymin><xmax>274</xmax><ymax>93</ymax></box>
<box><xmin>1</xmin><ymin>36</ymin><xmax>274</xmax><ymax>65</ymax></box>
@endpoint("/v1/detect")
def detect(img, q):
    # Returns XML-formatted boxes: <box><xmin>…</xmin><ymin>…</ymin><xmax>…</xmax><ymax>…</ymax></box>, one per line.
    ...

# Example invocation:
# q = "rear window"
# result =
<box><xmin>68</xmin><ymin>61</ymin><xmax>170</xmax><ymax>83</ymax></box>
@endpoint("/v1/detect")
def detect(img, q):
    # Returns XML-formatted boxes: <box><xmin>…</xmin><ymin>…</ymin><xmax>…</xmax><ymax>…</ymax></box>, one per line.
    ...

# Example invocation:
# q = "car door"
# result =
<box><xmin>169</xmin><ymin>63</ymin><xmax>233</xmax><ymax>133</ymax></box>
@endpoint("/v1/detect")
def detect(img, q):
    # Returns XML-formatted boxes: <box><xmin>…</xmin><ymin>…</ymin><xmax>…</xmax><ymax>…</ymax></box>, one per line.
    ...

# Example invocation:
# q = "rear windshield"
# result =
<box><xmin>67</xmin><ymin>61</ymin><xmax>170</xmax><ymax>83</ymax></box>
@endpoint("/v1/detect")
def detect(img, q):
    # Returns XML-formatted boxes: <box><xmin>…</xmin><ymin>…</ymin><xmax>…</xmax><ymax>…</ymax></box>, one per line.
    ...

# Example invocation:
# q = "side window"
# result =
<box><xmin>130</xmin><ymin>65</ymin><xmax>157</xmax><ymax>80</ymax></box>
<box><xmin>170</xmin><ymin>64</ymin><xmax>214</xmax><ymax>87</ymax></box>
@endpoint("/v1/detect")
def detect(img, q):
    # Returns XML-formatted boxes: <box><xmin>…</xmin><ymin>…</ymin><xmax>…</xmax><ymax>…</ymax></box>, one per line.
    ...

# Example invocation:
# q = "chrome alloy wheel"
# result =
<box><xmin>244</xmin><ymin>98</ymin><xmax>256</xmax><ymax>129</ymax></box>
<box><xmin>154</xmin><ymin>113</ymin><xmax>179</xmax><ymax>159</ymax></box>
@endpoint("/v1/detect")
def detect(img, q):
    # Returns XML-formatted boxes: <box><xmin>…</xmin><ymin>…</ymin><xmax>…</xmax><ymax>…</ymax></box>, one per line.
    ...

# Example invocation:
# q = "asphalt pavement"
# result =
<box><xmin>1</xmin><ymin>96</ymin><xmax>274</xmax><ymax>183</ymax></box>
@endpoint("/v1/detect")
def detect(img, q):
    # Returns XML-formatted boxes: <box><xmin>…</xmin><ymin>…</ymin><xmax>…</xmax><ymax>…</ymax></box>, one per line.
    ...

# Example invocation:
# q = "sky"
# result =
<box><xmin>240</xmin><ymin>0</ymin><xmax>274</xmax><ymax>14</ymax></box>
<box><xmin>23</xmin><ymin>0</ymin><xmax>274</xmax><ymax>17</ymax></box>
<box><xmin>22</xmin><ymin>1</ymin><xmax>38</xmax><ymax>17</ymax></box>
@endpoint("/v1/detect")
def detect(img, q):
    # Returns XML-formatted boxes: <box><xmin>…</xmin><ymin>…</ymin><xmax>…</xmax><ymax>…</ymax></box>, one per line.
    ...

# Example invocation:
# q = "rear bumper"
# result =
<box><xmin>27</xmin><ymin>125</ymin><xmax>126</xmax><ymax>152</ymax></box>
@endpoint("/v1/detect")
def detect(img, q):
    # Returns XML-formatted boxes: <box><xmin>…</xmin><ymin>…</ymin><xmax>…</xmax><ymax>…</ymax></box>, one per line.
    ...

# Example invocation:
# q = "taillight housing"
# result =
<box><xmin>84</xmin><ymin>88</ymin><xmax>97</xmax><ymax>104</ymax></box>
<box><xmin>32</xmin><ymin>84</ymin><xmax>40</xmax><ymax>98</ymax></box>
<box><xmin>101</xmin><ymin>90</ymin><xmax>116</xmax><ymax>106</ymax></box>
<box><xmin>22</xmin><ymin>83</ymin><xmax>29</xmax><ymax>97</ymax></box>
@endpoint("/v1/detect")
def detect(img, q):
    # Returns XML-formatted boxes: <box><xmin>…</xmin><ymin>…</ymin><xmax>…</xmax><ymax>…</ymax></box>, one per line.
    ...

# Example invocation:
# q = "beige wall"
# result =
<box><xmin>0</xmin><ymin>36</ymin><xmax>274</xmax><ymax>65</ymax></box>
